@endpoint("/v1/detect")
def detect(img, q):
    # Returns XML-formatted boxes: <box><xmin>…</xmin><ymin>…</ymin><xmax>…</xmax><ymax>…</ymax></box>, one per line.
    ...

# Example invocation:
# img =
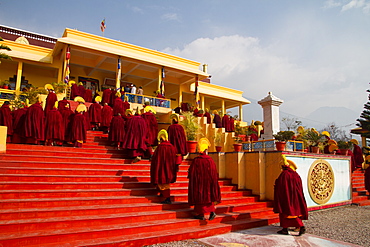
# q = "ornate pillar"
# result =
<box><xmin>15</xmin><ymin>61</ymin><xmax>23</xmax><ymax>93</ymax></box>
<box><xmin>201</xmin><ymin>95</ymin><xmax>205</xmax><ymax>110</ymax></box>
<box><xmin>239</xmin><ymin>103</ymin><xmax>243</xmax><ymax>121</ymax></box>
<box><xmin>221</xmin><ymin>99</ymin><xmax>225</xmax><ymax>115</ymax></box>
<box><xmin>258</xmin><ymin>92</ymin><xmax>283</xmax><ymax>140</ymax></box>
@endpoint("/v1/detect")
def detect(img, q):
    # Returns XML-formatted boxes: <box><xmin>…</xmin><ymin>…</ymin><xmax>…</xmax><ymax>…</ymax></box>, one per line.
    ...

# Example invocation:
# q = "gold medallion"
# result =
<box><xmin>308</xmin><ymin>159</ymin><xmax>335</xmax><ymax>204</ymax></box>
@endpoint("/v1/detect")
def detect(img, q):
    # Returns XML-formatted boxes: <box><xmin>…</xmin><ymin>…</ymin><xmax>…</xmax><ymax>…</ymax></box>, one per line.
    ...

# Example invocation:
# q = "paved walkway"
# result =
<box><xmin>198</xmin><ymin>225</ymin><xmax>362</xmax><ymax>247</ymax></box>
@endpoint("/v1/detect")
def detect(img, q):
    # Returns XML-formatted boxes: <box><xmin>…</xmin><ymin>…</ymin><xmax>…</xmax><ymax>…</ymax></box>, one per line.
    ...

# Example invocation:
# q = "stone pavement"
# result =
<box><xmin>197</xmin><ymin>225</ymin><xmax>362</xmax><ymax>247</ymax></box>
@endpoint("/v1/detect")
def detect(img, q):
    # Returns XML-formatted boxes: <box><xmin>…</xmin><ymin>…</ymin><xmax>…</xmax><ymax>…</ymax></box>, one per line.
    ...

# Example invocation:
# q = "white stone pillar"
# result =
<box><xmin>258</xmin><ymin>92</ymin><xmax>283</xmax><ymax>140</ymax></box>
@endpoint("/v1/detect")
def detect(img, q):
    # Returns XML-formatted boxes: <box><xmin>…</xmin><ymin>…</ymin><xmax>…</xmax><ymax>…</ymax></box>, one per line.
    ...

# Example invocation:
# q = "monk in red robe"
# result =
<box><xmin>108</xmin><ymin>113</ymin><xmax>126</xmax><ymax>149</ymax></box>
<box><xmin>213</xmin><ymin>110</ymin><xmax>222</xmax><ymax>128</ymax></box>
<box><xmin>222</xmin><ymin>114</ymin><xmax>231</xmax><ymax>132</ymax></box>
<box><xmin>150</xmin><ymin>129</ymin><xmax>177</xmax><ymax>204</ymax></box>
<box><xmin>350</xmin><ymin>139</ymin><xmax>364</xmax><ymax>170</ymax></box>
<box><xmin>58</xmin><ymin>98</ymin><xmax>71</xmax><ymax>112</ymax></box>
<box><xmin>113</xmin><ymin>92</ymin><xmax>125</xmax><ymax>116</ymax></box>
<box><xmin>70</xmin><ymin>81</ymin><xmax>79</xmax><ymax>100</ymax></box>
<box><xmin>24</xmin><ymin>99</ymin><xmax>45</xmax><ymax>144</ymax></box>
<box><xmin>12</xmin><ymin>104</ymin><xmax>28</xmax><ymax>143</ymax></box>
<box><xmin>101</xmin><ymin>103</ymin><xmax>113</xmax><ymax>134</ymax></box>
<box><xmin>60</xmin><ymin>103</ymin><xmax>74</xmax><ymax>144</ymax></box>
<box><xmin>44</xmin><ymin>86</ymin><xmax>58</xmax><ymax>117</ymax></box>
<box><xmin>71</xmin><ymin>104</ymin><xmax>87</xmax><ymax>147</ymax></box>
<box><xmin>0</xmin><ymin>101</ymin><xmax>13</xmax><ymax>142</ymax></box>
<box><xmin>89</xmin><ymin>96</ymin><xmax>102</xmax><ymax>130</ymax></box>
<box><xmin>141</xmin><ymin>105</ymin><xmax>158</xmax><ymax>158</ymax></box>
<box><xmin>273</xmin><ymin>155</ymin><xmax>308</xmax><ymax>236</ymax></box>
<box><xmin>188</xmin><ymin>138</ymin><xmax>221</xmax><ymax>220</ymax></box>
<box><xmin>84</xmin><ymin>88</ymin><xmax>93</xmax><ymax>103</ymax></box>
<box><xmin>45</xmin><ymin>102</ymin><xmax>64</xmax><ymax>146</ymax></box>
<box><xmin>122</xmin><ymin>109</ymin><xmax>148</xmax><ymax>163</ymax></box>
<box><xmin>102</xmin><ymin>87</ymin><xmax>112</xmax><ymax>106</ymax></box>
<box><xmin>77</xmin><ymin>82</ymin><xmax>86</xmax><ymax>100</ymax></box>
<box><xmin>167</xmin><ymin>114</ymin><xmax>188</xmax><ymax>165</ymax></box>
<box><xmin>204</xmin><ymin>108</ymin><xmax>212</xmax><ymax>124</ymax></box>
<box><xmin>122</xmin><ymin>96</ymin><xmax>130</xmax><ymax>113</ymax></box>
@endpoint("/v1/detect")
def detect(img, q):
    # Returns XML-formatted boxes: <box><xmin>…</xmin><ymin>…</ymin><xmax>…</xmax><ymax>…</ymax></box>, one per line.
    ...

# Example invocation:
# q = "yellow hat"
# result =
<box><xmin>54</xmin><ymin>101</ymin><xmax>58</xmax><ymax>109</ymax></box>
<box><xmin>212</xmin><ymin>110</ymin><xmax>218</xmax><ymax>115</ymax></box>
<box><xmin>329</xmin><ymin>144</ymin><xmax>339</xmax><ymax>153</ymax></box>
<box><xmin>76</xmin><ymin>104</ymin><xmax>87</xmax><ymax>113</ymax></box>
<box><xmin>78</xmin><ymin>82</ymin><xmax>83</xmax><ymax>86</ymax></box>
<box><xmin>321</xmin><ymin>131</ymin><xmax>330</xmax><ymax>137</ymax></box>
<box><xmin>350</xmin><ymin>139</ymin><xmax>359</xmax><ymax>145</ymax></box>
<box><xmin>198</xmin><ymin>138</ymin><xmax>211</xmax><ymax>153</ymax></box>
<box><xmin>328</xmin><ymin>139</ymin><xmax>337</xmax><ymax>145</ymax></box>
<box><xmin>144</xmin><ymin>106</ymin><xmax>156</xmax><ymax>114</ymax></box>
<box><xmin>170</xmin><ymin>113</ymin><xmax>179</xmax><ymax>122</ymax></box>
<box><xmin>95</xmin><ymin>96</ymin><xmax>102</xmax><ymax>103</ymax></box>
<box><xmin>45</xmin><ymin>84</ymin><xmax>54</xmax><ymax>90</ymax></box>
<box><xmin>68</xmin><ymin>80</ymin><xmax>76</xmax><ymax>87</ymax></box>
<box><xmin>282</xmin><ymin>154</ymin><xmax>297</xmax><ymax>171</ymax></box>
<box><xmin>157</xmin><ymin>129</ymin><xmax>168</xmax><ymax>142</ymax></box>
<box><xmin>116</xmin><ymin>92</ymin><xmax>121</xmax><ymax>97</ymax></box>
<box><xmin>126</xmin><ymin>109</ymin><xmax>133</xmax><ymax>115</ymax></box>
<box><xmin>74</xmin><ymin>96</ymin><xmax>85</xmax><ymax>103</ymax></box>
<box><xmin>25</xmin><ymin>99</ymin><xmax>29</xmax><ymax>107</ymax></box>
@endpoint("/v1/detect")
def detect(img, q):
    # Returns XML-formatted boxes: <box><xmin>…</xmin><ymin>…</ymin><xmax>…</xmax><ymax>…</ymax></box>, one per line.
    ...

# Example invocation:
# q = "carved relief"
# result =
<box><xmin>308</xmin><ymin>159</ymin><xmax>335</xmax><ymax>205</ymax></box>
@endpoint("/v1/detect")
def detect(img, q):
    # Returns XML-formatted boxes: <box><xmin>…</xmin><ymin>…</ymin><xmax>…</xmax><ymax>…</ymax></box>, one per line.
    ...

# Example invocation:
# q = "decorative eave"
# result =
<box><xmin>1</xmin><ymin>39</ymin><xmax>53</xmax><ymax>63</ymax></box>
<box><xmin>190</xmin><ymin>81</ymin><xmax>251</xmax><ymax>104</ymax></box>
<box><xmin>53</xmin><ymin>28</ymin><xmax>209</xmax><ymax>80</ymax></box>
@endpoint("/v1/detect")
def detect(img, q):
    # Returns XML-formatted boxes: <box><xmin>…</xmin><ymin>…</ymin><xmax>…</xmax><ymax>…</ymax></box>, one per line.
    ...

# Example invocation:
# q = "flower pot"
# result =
<box><xmin>311</xmin><ymin>146</ymin><xmax>320</xmax><ymax>154</ymax></box>
<box><xmin>275</xmin><ymin>141</ymin><xmax>286</xmax><ymax>151</ymax></box>
<box><xmin>239</xmin><ymin>135</ymin><xmax>246</xmax><ymax>142</ymax></box>
<box><xmin>215</xmin><ymin>146</ymin><xmax>222</xmax><ymax>152</ymax></box>
<box><xmin>233</xmin><ymin>143</ymin><xmax>243</xmax><ymax>152</ymax></box>
<box><xmin>187</xmin><ymin>140</ymin><xmax>197</xmax><ymax>153</ymax></box>
<box><xmin>2</xmin><ymin>85</ymin><xmax>8</xmax><ymax>89</ymax></box>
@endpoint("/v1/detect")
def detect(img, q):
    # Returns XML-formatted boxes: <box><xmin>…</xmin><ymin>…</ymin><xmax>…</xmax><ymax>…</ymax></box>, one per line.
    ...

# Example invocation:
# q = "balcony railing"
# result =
<box><xmin>121</xmin><ymin>93</ymin><xmax>171</xmax><ymax>108</ymax></box>
<box><xmin>242</xmin><ymin>139</ymin><xmax>304</xmax><ymax>152</ymax></box>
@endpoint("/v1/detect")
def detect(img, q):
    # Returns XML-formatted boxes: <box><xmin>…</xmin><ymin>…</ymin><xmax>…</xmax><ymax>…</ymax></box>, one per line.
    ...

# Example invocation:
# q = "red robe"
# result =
<box><xmin>0</xmin><ymin>104</ymin><xmax>13</xmax><ymax>136</ymax></box>
<box><xmin>71</xmin><ymin>112</ymin><xmax>87</xmax><ymax>143</ymax></box>
<box><xmin>45</xmin><ymin>108</ymin><xmax>64</xmax><ymax>142</ymax></box>
<box><xmin>204</xmin><ymin>112</ymin><xmax>211</xmax><ymax>124</ymax></box>
<box><xmin>353</xmin><ymin>144</ymin><xmax>364</xmax><ymax>169</ymax></box>
<box><xmin>222</xmin><ymin>115</ymin><xmax>231</xmax><ymax>132</ymax></box>
<box><xmin>150</xmin><ymin>141</ymin><xmax>177</xmax><ymax>185</ymax></box>
<box><xmin>102</xmin><ymin>89</ymin><xmax>112</xmax><ymax>105</ymax></box>
<box><xmin>101</xmin><ymin>104</ymin><xmax>113</xmax><ymax>128</ymax></box>
<box><xmin>24</xmin><ymin>102</ymin><xmax>45</xmax><ymax>142</ymax></box>
<box><xmin>273</xmin><ymin>166</ymin><xmax>308</xmax><ymax>228</ymax></box>
<box><xmin>78</xmin><ymin>85</ymin><xmax>86</xmax><ymax>100</ymax></box>
<box><xmin>12</xmin><ymin>107</ymin><xmax>27</xmax><ymax>143</ymax></box>
<box><xmin>60</xmin><ymin>107</ymin><xmax>74</xmax><ymax>142</ymax></box>
<box><xmin>70</xmin><ymin>84</ymin><xmax>79</xmax><ymax>100</ymax></box>
<box><xmin>167</xmin><ymin>123</ymin><xmax>188</xmax><ymax>157</ymax></box>
<box><xmin>89</xmin><ymin>102</ymin><xmax>102</xmax><ymax>124</ymax></box>
<box><xmin>213</xmin><ymin>114</ymin><xmax>222</xmax><ymax>128</ymax></box>
<box><xmin>108</xmin><ymin>115</ymin><xmax>126</xmax><ymax>143</ymax></box>
<box><xmin>85</xmin><ymin>89</ymin><xmax>93</xmax><ymax>103</ymax></box>
<box><xmin>58</xmin><ymin>99</ymin><xmax>71</xmax><ymax>112</ymax></box>
<box><xmin>188</xmin><ymin>153</ymin><xmax>221</xmax><ymax>206</ymax></box>
<box><xmin>122</xmin><ymin>115</ymin><xmax>147</xmax><ymax>157</ymax></box>
<box><xmin>113</xmin><ymin>98</ymin><xmax>125</xmax><ymax>116</ymax></box>
<box><xmin>365</xmin><ymin>166</ymin><xmax>370</xmax><ymax>194</ymax></box>
<box><xmin>44</xmin><ymin>91</ymin><xmax>58</xmax><ymax>116</ymax></box>
<box><xmin>141</xmin><ymin>112</ymin><xmax>158</xmax><ymax>146</ymax></box>
<box><xmin>122</xmin><ymin>101</ymin><xmax>130</xmax><ymax>113</ymax></box>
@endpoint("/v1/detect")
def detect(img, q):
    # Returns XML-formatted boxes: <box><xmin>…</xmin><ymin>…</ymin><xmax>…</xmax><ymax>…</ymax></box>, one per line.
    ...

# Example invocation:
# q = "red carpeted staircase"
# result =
<box><xmin>0</xmin><ymin>131</ymin><xmax>278</xmax><ymax>247</ymax></box>
<box><xmin>352</xmin><ymin>169</ymin><xmax>370</xmax><ymax>206</ymax></box>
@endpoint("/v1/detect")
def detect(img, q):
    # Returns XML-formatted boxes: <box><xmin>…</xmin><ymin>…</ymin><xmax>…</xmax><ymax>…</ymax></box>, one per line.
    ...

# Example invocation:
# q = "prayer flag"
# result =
<box><xmin>116</xmin><ymin>58</ymin><xmax>121</xmax><ymax>89</ymax></box>
<box><xmin>100</xmin><ymin>18</ymin><xmax>106</xmax><ymax>32</ymax></box>
<box><xmin>195</xmin><ymin>75</ymin><xmax>200</xmax><ymax>105</ymax></box>
<box><xmin>64</xmin><ymin>46</ymin><xmax>70</xmax><ymax>84</ymax></box>
<box><xmin>160</xmin><ymin>67</ymin><xmax>165</xmax><ymax>95</ymax></box>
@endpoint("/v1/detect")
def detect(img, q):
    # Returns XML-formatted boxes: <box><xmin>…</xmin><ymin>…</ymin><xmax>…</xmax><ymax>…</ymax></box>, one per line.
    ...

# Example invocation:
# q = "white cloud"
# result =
<box><xmin>323</xmin><ymin>0</ymin><xmax>343</xmax><ymax>8</ymax></box>
<box><xmin>163</xmin><ymin>35</ymin><xmax>369</xmax><ymax>118</ymax></box>
<box><xmin>161</xmin><ymin>13</ymin><xmax>180</xmax><ymax>22</ymax></box>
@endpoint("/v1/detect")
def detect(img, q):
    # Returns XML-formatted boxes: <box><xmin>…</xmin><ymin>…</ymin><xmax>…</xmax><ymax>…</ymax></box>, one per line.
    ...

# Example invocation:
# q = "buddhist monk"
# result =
<box><xmin>141</xmin><ymin>105</ymin><xmax>158</xmax><ymax>158</ymax></box>
<box><xmin>69</xmin><ymin>81</ymin><xmax>79</xmax><ymax>100</ymax></box>
<box><xmin>150</xmin><ymin>129</ymin><xmax>178</xmax><ymax>204</ymax></box>
<box><xmin>44</xmin><ymin>84</ymin><xmax>58</xmax><ymax>117</ymax></box>
<box><xmin>113</xmin><ymin>92</ymin><xmax>125</xmax><ymax>116</ymax></box>
<box><xmin>350</xmin><ymin>139</ymin><xmax>364</xmax><ymax>170</ymax></box>
<box><xmin>45</xmin><ymin>101</ymin><xmax>64</xmax><ymax>146</ymax></box>
<box><xmin>0</xmin><ymin>101</ymin><xmax>13</xmax><ymax>142</ymax></box>
<box><xmin>101</xmin><ymin>103</ymin><xmax>113</xmax><ymax>134</ymax></box>
<box><xmin>204</xmin><ymin>108</ymin><xmax>212</xmax><ymax>124</ymax></box>
<box><xmin>188</xmin><ymin>138</ymin><xmax>221</xmax><ymax>220</ymax></box>
<box><xmin>12</xmin><ymin>102</ymin><xmax>28</xmax><ymax>143</ymax></box>
<box><xmin>273</xmin><ymin>155</ymin><xmax>308</xmax><ymax>236</ymax></box>
<box><xmin>58</xmin><ymin>97</ymin><xmax>71</xmax><ymax>112</ymax></box>
<box><xmin>71</xmin><ymin>104</ymin><xmax>87</xmax><ymax>148</ymax></box>
<box><xmin>24</xmin><ymin>98</ymin><xmax>45</xmax><ymax>144</ymax></box>
<box><xmin>167</xmin><ymin>113</ymin><xmax>188</xmax><ymax>165</ymax></box>
<box><xmin>108</xmin><ymin>113</ymin><xmax>126</xmax><ymax>149</ymax></box>
<box><xmin>89</xmin><ymin>96</ymin><xmax>102</xmax><ymax>130</ymax></box>
<box><xmin>213</xmin><ymin>110</ymin><xmax>222</xmax><ymax>128</ymax></box>
<box><xmin>102</xmin><ymin>87</ymin><xmax>112</xmax><ymax>106</ymax></box>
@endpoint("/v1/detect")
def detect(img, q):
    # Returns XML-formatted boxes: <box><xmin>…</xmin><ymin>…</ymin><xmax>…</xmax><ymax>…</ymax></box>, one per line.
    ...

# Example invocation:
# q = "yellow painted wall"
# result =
<box><xmin>0</xmin><ymin>126</ymin><xmax>7</xmax><ymax>153</ymax></box>
<box><xmin>0</xmin><ymin>60</ymin><xmax>17</xmax><ymax>82</ymax></box>
<box><xmin>264</xmin><ymin>152</ymin><xmax>284</xmax><ymax>200</ymax></box>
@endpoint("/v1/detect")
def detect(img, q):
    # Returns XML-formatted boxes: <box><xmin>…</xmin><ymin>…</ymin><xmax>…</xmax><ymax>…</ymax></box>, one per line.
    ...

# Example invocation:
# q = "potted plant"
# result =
<box><xmin>180</xmin><ymin>111</ymin><xmax>202</xmax><ymax>153</ymax></box>
<box><xmin>273</xmin><ymin>131</ymin><xmax>295</xmax><ymax>151</ymax></box>
<box><xmin>295</xmin><ymin>126</ymin><xmax>308</xmax><ymax>152</ymax></box>
<box><xmin>214</xmin><ymin>132</ymin><xmax>222</xmax><ymax>152</ymax></box>
<box><xmin>337</xmin><ymin>140</ymin><xmax>353</xmax><ymax>156</ymax></box>
<box><xmin>51</xmin><ymin>81</ymin><xmax>67</xmax><ymax>94</ymax></box>
<box><xmin>303</xmin><ymin>128</ymin><xmax>325</xmax><ymax>153</ymax></box>
<box><xmin>245</xmin><ymin>125</ymin><xmax>257</xmax><ymax>142</ymax></box>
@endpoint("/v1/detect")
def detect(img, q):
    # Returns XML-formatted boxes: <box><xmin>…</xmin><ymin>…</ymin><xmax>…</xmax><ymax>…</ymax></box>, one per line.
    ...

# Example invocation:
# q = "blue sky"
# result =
<box><xmin>1</xmin><ymin>0</ymin><xmax>370</xmax><ymax>129</ymax></box>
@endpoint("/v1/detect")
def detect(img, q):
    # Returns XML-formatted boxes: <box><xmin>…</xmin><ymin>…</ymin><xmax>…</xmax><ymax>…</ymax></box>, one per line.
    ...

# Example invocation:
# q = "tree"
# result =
<box><xmin>357</xmin><ymin>88</ymin><xmax>370</xmax><ymax>138</ymax></box>
<box><xmin>281</xmin><ymin>117</ymin><xmax>302</xmax><ymax>131</ymax></box>
<box><xmin>319</xmin><ymin>122</ymin><xmax>350</xmax><ymax>141</ymax></box>
<box><xmin>0</xmin><ymin>37</ymin><xmax>12</xmax><ymax>63</ymax></box>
